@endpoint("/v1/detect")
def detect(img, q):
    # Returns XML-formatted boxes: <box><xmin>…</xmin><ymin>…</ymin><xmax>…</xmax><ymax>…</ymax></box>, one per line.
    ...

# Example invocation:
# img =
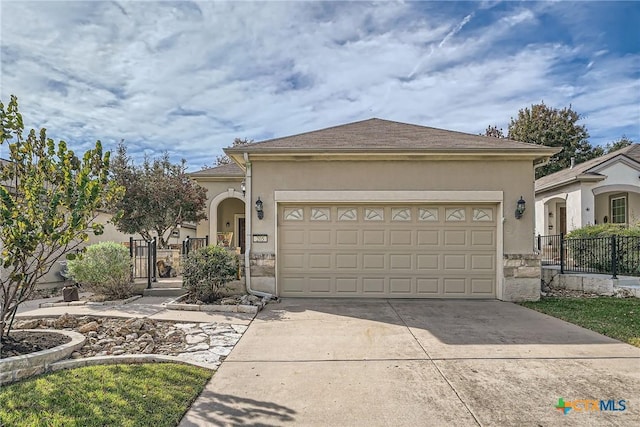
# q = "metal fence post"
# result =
<box><xmin>560</xmin><ymin>233</ymin><xmax>565</xmax><ymax>274</ymax></box>
<box><xmin>146</xmin><ymin>239</ymin><xmax>152</xmax><ymax>289</ymax></box>
<box><xmin>129</xmin><ymin>236</ymin><xmax>134</xmax><ymax>259</ymax></box>
<box><xmin>537</xmin><ymin>234</ymin><xmax>541</xmax><ymax>251</ymax></box>
<box><xmin>152</xmin><ymin>237</ymin><xmax>157</xmax><ymax>283</ymax></box>
<box><xmin>184</xmin><ymin>236</ymin><xmax>190</xmax><ymax>256</ymax></box>
<box><xmin>205</xmin><ymin>234</ymin><xmax>209</xmax><ymax>246</ymax></box>
<box><xmin>611</xmin><ymin>235</ymin><xmax>618</xmax><ymax>279</ymax></box>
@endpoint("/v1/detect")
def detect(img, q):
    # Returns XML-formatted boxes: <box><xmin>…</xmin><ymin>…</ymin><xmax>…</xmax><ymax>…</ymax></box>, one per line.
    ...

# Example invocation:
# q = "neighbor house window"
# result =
<box><xmin>610</xmin><ymin>196</ymin><xmax>627</xmax><ymax>224</ymax></box>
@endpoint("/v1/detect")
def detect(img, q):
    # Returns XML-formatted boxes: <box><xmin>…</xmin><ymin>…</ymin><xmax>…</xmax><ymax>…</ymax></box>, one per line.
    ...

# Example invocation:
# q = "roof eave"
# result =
<box><xmin>227</xmin><ymin>147</ymin><xmax>560</xmax><ymax>165</ymax></box>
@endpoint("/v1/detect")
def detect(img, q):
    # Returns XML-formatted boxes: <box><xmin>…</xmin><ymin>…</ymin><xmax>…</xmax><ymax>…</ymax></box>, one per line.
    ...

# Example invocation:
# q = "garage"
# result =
<box><xmin>278</xmin><ymin>203</ymin><xmax>497</xmax><ymax>298</ymax></box>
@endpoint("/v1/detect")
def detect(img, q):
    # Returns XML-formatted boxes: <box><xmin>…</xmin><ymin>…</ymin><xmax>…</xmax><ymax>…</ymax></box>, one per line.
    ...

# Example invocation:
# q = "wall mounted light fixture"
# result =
<box><xmin>515</xmin><ymin>196</ymin><xmax>526</xmax><ymax>219</ymax></box>
<box><xmin>241</xmin><ymin>179</ymin><xmax>246</xmax><ymax>196</ymax></box>
<box><xmin>255</xmin><ymin>197</ymin><xmax>264</xmax><ymax>220</ymax></box>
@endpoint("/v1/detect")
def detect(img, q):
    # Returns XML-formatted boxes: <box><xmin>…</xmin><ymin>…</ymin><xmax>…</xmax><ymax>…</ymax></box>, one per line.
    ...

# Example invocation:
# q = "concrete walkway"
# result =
<box><xmin>179</xmin><ymin>299</ymin><xmax>640</xmax><ymax>427</ymax></box>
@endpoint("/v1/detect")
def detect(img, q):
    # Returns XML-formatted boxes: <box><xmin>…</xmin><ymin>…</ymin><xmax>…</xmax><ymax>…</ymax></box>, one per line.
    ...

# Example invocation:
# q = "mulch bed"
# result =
<box><xmin>1</xmin><ymin>331</ymin><xmax>71</xmax><ymax>358</ymax></box>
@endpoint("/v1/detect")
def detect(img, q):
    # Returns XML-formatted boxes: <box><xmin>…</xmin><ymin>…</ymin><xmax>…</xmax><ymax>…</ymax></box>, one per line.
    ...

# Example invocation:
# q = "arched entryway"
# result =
<box><xmin>209</xmin><ymin>190</ymin><xmax>246</xmax><ymax>253</ymax></box>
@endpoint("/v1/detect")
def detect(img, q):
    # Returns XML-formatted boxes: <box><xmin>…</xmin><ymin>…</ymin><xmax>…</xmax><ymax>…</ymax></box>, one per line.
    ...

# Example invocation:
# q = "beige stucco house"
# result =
<box><xmin>192</xmin><ymin>118</ymin><xmax>558</xmax><ymax>301</ymax></box>
<box><xmin>535</xmin><ymin>143</ymin><xmax>640</xmax><ymax>236</ymax></box>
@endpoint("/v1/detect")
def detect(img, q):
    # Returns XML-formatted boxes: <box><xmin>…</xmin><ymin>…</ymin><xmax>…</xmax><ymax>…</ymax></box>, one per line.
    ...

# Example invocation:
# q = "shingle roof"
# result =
<box><xmin>189</xmin><ymin>162</ymin><xmax>244</xmax><ymax>177</ymax></box>
<box><xmin>535</xmin><ymin>143</ymin><xmax>640</xmax><ymax>192</ymax></box>
<box><xmin>225</xmin><ymin>118</ymin><xmax>557</xmax><ymax>154</ymax></box>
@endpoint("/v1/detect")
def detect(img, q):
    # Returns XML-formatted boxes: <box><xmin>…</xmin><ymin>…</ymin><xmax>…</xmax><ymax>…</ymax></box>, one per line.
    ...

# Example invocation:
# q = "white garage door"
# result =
<box><xmin>278</xmin><ymin>204</ymin><xmax>497</xmax><ymax>298</ymax></box>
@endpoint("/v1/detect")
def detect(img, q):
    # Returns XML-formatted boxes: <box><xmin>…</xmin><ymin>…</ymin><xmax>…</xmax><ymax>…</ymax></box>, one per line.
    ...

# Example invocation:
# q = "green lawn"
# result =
<box><xmin>520</xmin><ymin>297</ymin><xmax>640</xmax><ymax>347</ymax></box>
<box><xmin>0</xmin><ymin>363</ymin><xmax>212</xmax><ymax>427</ymax></box>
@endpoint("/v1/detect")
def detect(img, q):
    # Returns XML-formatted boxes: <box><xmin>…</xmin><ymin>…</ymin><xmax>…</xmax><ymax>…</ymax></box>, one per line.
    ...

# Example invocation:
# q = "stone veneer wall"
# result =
<box><xmin>502</xmin><ymin>254</ymin><xmax>541</xmax><ymax>302</ymax></box>
<box><xmin>249</xmin><ymin>253</ymin><xmax>276</xmax><ymax>294</ymax></box>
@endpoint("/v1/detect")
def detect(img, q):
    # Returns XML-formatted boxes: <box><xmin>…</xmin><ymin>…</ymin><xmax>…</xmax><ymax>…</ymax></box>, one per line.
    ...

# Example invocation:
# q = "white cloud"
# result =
<box><xmin>1</xmin><ymin>1</ymin><xmax>637</xmax><ymax>167</ymax></box>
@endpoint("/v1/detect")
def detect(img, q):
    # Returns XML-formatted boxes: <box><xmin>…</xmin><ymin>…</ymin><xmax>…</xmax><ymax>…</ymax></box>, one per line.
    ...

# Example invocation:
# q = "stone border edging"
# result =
<box><xmin>50</xmin><ymin>354</ymin><xmax>214</xmax><ymax>372</ymax></box>
<box><xmin>0</xmin><ymin>330</ymin><xmax>86</xmax><ymax>385</ymax></box>
<box><xmin>39</xmin><ymin>295</ymin><xmax>142</xmax><ymax>308</ymax></box>
<box><xmin>165</xmin><ymin>295</ymin><xmax>269</xmax><ymax>314</ymax></box>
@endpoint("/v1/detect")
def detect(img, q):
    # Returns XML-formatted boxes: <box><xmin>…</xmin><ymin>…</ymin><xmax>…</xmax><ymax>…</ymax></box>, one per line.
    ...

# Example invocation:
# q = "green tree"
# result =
<box><xmin>482</xmin><ymin>125</ymin><xmax>505</xmax><ymax>138</ymax></box>
<box><xmin>605</xmin><ymin>136</ymin><xmax>633</xmax><ymax>153</ymax></box>
<box><xmin>0</xmin><ymin>95</ymin><xmax>122</xmax><ymax>338</ymax></box>
<box><xmin>111</xmin><ymin>142</ymin><xmax>207</xmax><ymax>249</ymax></box>
<box><xmin>507</xmin><ymin>102</ymin><xmax>602</xmax><ymax>178</ymax></box>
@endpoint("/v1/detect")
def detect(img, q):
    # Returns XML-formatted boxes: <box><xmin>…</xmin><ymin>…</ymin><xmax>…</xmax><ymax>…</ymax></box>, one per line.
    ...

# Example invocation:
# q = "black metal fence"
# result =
<box><xmin>182</xmin><ymin>236</ymin><xmax>209</xmax><ymax>256</ymax></box>
<box><xmin>129</xmin><ymin>237</ymin><xmax>157</xmax><ymax>288</ymax></box>
<box><xmin>537</xmin><ymin>234</ymin><xmax>640</xmax><ymax>278</ymax></box>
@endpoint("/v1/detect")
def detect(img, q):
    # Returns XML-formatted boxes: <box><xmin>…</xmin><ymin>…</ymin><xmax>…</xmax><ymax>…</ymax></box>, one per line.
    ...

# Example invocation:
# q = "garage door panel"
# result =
<box><xmin>309</xmin><ymin>230</ymin><xmax>331</xmax><ymax>245</ymax></box>
<box><xmin>281</xmin><ymin>229</ymin><xmax>305</xmax><ymax>245</ymax></box>
<box><xmin>417</xmin><ymin>254</ymin><xmax>440</xmax><ymax>270</ymax></box>
<box><xmin>336</xmin><ymin>253</ymin><xmax>358</xmax><ymax>269</ymax></box>
<box><xmin>443</xmin><ymin>278</ymin><xmax>466</xmax><ymax>294</ymax></box>
<box><xmin>390</xmin><ymin>254</ymin><xmax>412</xmax><ymax>269</ymax></box>
<box><xmin>471</xmin><ymin>278</ymin><xmax>494</xmax><ymax>294</ymax></box>
<box><xmin>336</xmin><ymin>278</ymin><xmax>358</xmax><ymax>293</ymax></box>
<box><xmin>471</xmin><ymin>230</ymin><xmax>494</xmax><ymax>246</ymax></box>
<box><xmin>471</xmin><ymin>254</ymin><xmax>494</xmax><ymax>270</ymax></box>
<box><xmin>309</xmin><ymin>278</ymin><xmax>331</xmax><ymax>293</ymax></box>
<box><xmin>363</xmin><ymin>277</ymin><xmax>385</xmax><ymax>293</ymax></box>
<box><xmin>280</xmin><ymin>253</ymin><xmax>305</xmax><ymax>269</ymax></box>
<box><xmin>279</xmin><ymin>204</ymin><xmax>496</xmax><ymax>298</ymax></box>
<box><xmin>336</xmin><ymin>230</ymin><xmax>358</xmax><ymax>245</ymax></box>
<box><xmin>444</xmin><ymin>254</ymin><xmax>466</xmax><ymax>270</ymax></box>
<box><xmin>390</xmin><ymin>230</ymin><xmax>412</xmax><ymax>245</ymax></box>
<box><xmin>390</xmin><ymin>278</ymin><xmax>412</xmax><ymax>293</ymax></box>
<box><xmin>363</xmin><ymin>254</ymin><xmax>385</xmax><ymax>269</ymax></box>
<box><xmin>417</xmin><ymin>230</ymin><xmax>439</xmax><ymax>245</ymax></box>
<box><xmin>309</xmin><ymin>253</ymin><xmax>331</xmax><ymax>269</ymax></box>
<box><xmin>444</xmin><ymin>230</ymin><xmax>466</xmax><ymax>246</ymax></box>
<box><xmin>417</xmin><ymin>278</ymin><xmax>440</xmax><ymax>294</ymax></box>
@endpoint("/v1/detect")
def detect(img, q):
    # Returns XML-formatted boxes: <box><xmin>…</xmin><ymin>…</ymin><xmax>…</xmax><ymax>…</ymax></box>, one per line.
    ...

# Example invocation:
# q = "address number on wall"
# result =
<box><xmin>252</xmin><ymin>234</ymin><xmax>268</xmax><ymax>243</ymax></box>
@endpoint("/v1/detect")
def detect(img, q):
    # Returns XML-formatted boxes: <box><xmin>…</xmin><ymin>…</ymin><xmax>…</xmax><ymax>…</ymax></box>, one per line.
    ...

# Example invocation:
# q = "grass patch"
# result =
<box><xmin>520</xmin><ymin>297</ymin><xmax>640</xmax><ymax>347</ymax></box>
<box><xmin>0</xmin><ymin>363</ymin><xmax>212</xmax><ymax>427</ymax></box>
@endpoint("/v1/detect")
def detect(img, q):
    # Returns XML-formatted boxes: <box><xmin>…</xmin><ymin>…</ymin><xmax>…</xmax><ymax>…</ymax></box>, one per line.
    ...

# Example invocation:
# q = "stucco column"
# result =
<box><xmin>581</xmin><ymin>185</ymin><xmax>595</xmax><ymax>227</ymax></box>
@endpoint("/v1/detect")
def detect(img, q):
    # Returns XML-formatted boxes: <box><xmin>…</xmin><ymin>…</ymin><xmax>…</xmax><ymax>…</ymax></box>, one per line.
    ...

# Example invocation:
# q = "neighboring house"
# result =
<box><xmin>535</xmin><ymin>143</ymin><xmax>640</xmax><ymax>236</ymax></box>
<box><xmin>193</xmin><ymin>118</ymin><xmax>557</xmax><ymax>301</ymax></box>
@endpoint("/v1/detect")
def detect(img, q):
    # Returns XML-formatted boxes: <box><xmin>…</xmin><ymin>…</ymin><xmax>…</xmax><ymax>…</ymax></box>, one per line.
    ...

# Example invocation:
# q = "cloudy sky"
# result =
<box><xmin>1</xmin><ymin>1</ymin><xmax>638</xmax><ymax>170</ymax></box>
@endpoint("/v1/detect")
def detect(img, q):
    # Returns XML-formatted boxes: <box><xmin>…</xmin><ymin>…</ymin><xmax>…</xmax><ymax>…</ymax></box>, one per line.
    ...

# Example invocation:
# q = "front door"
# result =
<box><xmin>559</xmin><ymin>206</ymin><xmax>567</xmax><ymax>235</ymax></box>
<box><xmin>238</xmin><ymin>218</ymin><xmax>246</xmax><ymax>254</ymax></box>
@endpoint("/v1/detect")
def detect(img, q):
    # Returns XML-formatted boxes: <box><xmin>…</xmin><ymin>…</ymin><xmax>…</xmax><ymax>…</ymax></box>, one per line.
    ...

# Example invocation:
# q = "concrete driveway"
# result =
<box><xmin>180</xmin><ymin>299</ymin><xmax>640</xmax><ymax>426</ymax></box>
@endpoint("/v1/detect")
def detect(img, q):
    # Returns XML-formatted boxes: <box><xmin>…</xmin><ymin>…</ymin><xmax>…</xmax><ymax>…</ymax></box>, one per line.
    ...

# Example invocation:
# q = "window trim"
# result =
<box><xmin>609</xmin><ymin>194</ymin><xmax>628</xmax><ymax>225</ymax></box>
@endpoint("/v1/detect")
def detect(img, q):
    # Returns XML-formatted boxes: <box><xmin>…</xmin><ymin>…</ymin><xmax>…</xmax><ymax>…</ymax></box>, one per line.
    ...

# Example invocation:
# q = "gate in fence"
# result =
<box><xmin>129</xmin><ymin>237</ymin><xmax>157</xmax><ymax>289</ymax></box>
<box><xmin>182</xmin><ymin>236</ymin><xmax>209</xmax><ymax>256</ymax></box>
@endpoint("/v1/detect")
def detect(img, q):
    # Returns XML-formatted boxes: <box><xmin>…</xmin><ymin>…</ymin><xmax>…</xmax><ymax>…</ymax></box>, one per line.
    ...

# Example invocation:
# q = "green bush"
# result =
<box><xmin>182</xmin><ymin>245</ymin><xmax>238</xmax><ymax>303</ymax></box>
<box><xmin>566</xmin><ymin>223</ymin><xmax>640</xmax><ymax>276</ymax></box>
<box><xmin>566</xmin><ymin>223</ymin><xmax>640</xmax><ymax>239</ymax></box>
<box><xmin>66</xmin><ymin>242</ymin><xmax>133</xmax><ymax>299</ymax></box>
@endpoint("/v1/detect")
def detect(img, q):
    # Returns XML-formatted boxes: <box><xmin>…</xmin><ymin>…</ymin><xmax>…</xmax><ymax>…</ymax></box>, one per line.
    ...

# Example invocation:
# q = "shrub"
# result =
<box><xmin>566</xmin><ymin>223</ymin><xmax>640</xmax><ymax>239</ymax></box>
<box><xmin>182</xmin><ymin>246</ymin><xmax>238</xmax><ymax>303</ymax></box>
<box><xmin>66</xmin><ymin>242</ymin><xmax>133</xmax><ymax>299</ymax></box>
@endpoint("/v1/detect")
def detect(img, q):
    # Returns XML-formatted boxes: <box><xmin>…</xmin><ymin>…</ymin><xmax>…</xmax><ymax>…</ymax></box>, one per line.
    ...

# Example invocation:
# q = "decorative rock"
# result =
<box><xmin>15</xmin><ymin>319</ymin><xmax>42</xmax><ymax>329</ymax></box>
<box><xmin>185</xmin><ymin>334</ymin><xmax>208</xmax><ymax>345</ymax></box>
<box><xmin>112</xmin><ymin>350</ymin><xmax>126</xmax><ymax>356</ymax></box>
<box><xmin>142</xmin><ymin>343</ymin><xmax>155</xmax><ymax>354</ymax></box>
<box><xmin>78</xmin><ymin>321</ymin><xmax>99</xmax><ymax>333</ymax></box>
<box><xmin>138</xmin><ymin>333</ymin><xmax>153</xmax><ymax>342</ymax></box>
<box><xmin>87</xmin><ymin>331</ymin><xmax>98</xmax><ymax>338</ymax></box>
<box><xmin>185</xmin><ymin>343</ymin><xmax>210</xmax><ymax>352</ymax></box>
<box><xmin>211</xmin><ymin>346</ymin><xmax>232</xmax><ymax>356</ymax></box>
<box><xmin>125</xmin><ymin>333</ymin><xmax>138</xmax><ymax>342</ymax></box>
<box><xmin>54</xmin><ymin>313</ymin><xmax>78</xmax><ymax>328</ymax></box>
